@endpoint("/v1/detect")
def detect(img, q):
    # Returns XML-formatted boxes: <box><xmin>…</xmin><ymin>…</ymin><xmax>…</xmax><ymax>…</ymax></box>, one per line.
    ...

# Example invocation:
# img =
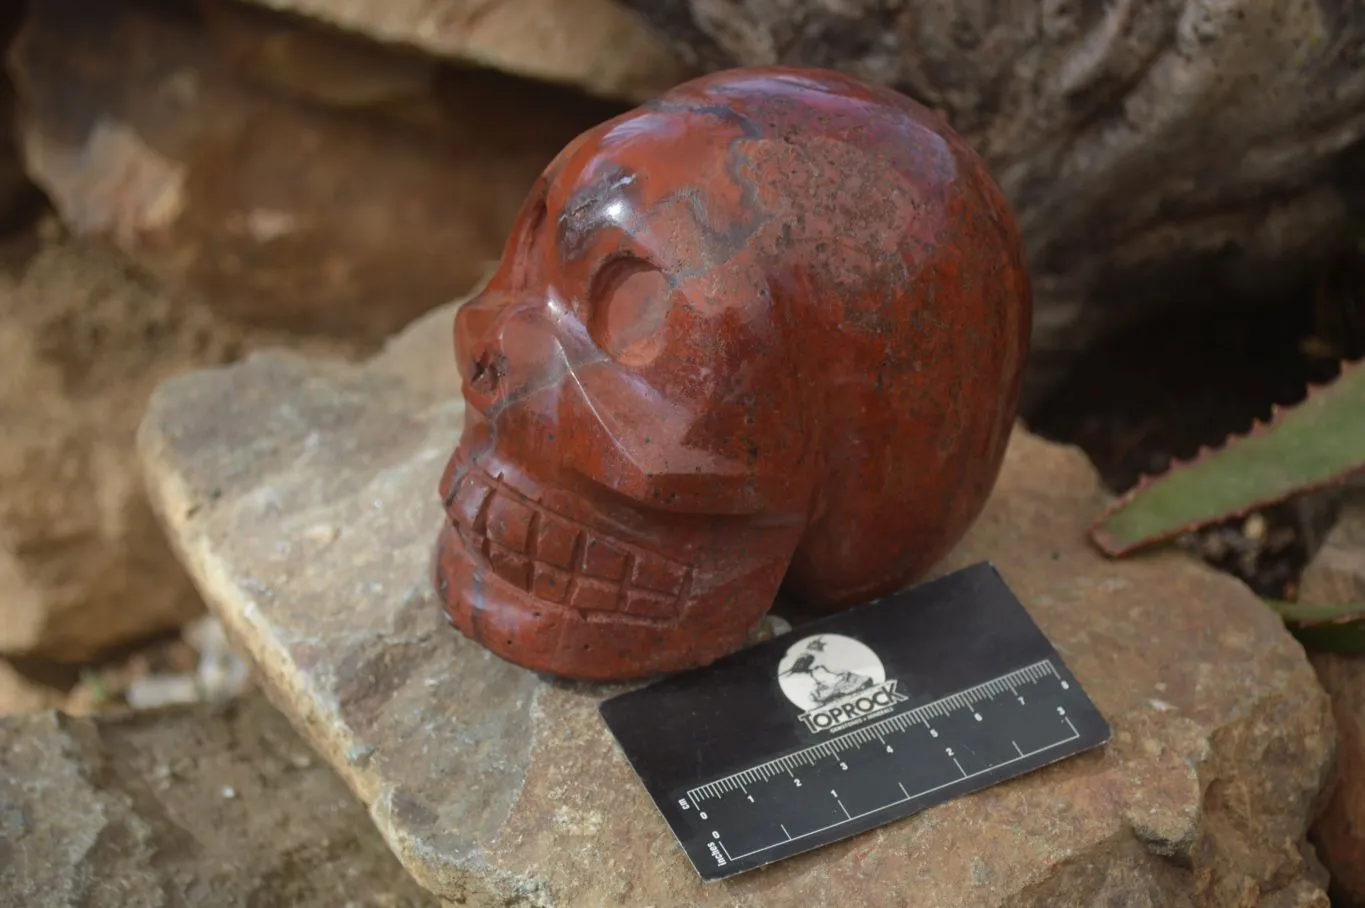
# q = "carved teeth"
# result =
<box><xmin>630</xmin><ymin>558</ymin><xmax>687</xmax><ymax>596</ymax></box>
<box><xmin>532</xmin><ymin>563</ymin><xmax>570</xmax><ymax>603</ymax></box>
<box><xmin>486</xmin><ymin>494</ymin><xmax>535</xmax><ymax>552</ymax></box>
<box><xmin>444</xmin><ymin>467</ymin><xmax>690</xmax><ymax>621</ymax></box>
<box><xmin>625</xmin><ymin>589</ymin><xmax>677</xmax><ymax>618</ymax></box>
<box><xmin>534</xmin><ymin>514</ymin><xmax>579</xmax><ymax>569</ymax></box>
<box><xmin>451</xmin><ymin>475</ymin><xmax>493</xmax><ymax>534</ymax></box>
<box><xmin>582</xmin><ymin>537</ymin><xmax>629</xmax><ymax>580</ymax></box>
<box><xmin>568</xmin><ymin>577</ymin><xmax>619</xmax><ymax>612</ymax></box>
<box><xmin>489</xmin><ymin>545</ymin><xmax>532</xmax><ymax>591</ymax></box>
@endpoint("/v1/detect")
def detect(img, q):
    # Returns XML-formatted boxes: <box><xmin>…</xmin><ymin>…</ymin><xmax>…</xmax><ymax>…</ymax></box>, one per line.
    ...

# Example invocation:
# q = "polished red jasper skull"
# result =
<box><xmin>432</xmin><ymin>66</ymin><xmax>1032</xmax><ymax>681</ymax></box>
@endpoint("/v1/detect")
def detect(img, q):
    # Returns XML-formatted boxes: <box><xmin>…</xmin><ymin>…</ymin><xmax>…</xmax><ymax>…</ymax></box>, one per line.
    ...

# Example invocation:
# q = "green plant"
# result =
<box><xmin>1090</xmin><ymin>360</ymin><xmax>1365</xmax><ymax>652</ymax></box>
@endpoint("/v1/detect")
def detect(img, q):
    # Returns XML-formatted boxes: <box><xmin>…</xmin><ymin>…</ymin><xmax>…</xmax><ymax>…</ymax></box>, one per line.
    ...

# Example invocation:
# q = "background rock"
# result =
<box><xmin>622</xmin><ymin>0</ymin><xmax>1365</xmax><ymax>400</ymax></box>
<box><xmin>0</xmin><ymin>692</ymin><xmax>438</xmax><ymax>907</ymax></box>
<box><xmin>136</xmin><ymin>300</ymin><xmax>1335</xmax><ymax>907</ymax></box>
<box><xmin>236</xmin><ymin>0</ymin><xmax>691</xmax><ymax>103</ymax></box>
<box><xmin>0</xmin><ymin>4</ymin><xmax>41</xmax><ymax>234</ymax></box>
<box><xmin>8</xmin><ymin>0</ymin><xmax>629</xmax><ymax>341</ymax></box>
<box><xmin>0</xmin><ymin>661</ymin><xmax>59</xmax><ymax>717</ymax></box>
<box><xmin>1301</xmin><ymin>486</ymin><xmax>1365</xmax><ymax>607</ymax></box>
<box><xmin>0</xmin><ymin>232</ymin><xmax>346</xmax><ymax>663</ymax></box>
<box><xmin>1300</xmin><ymin>488</ymin><xmax>1365</xmax><ymax>906</ymax></box>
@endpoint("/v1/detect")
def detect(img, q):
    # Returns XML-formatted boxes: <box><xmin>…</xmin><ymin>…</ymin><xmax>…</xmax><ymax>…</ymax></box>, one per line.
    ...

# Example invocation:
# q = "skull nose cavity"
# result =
<box><xmin>469</xmin><ymin>349</ymin><xmax>503</xmax><ymax>395</ymax></box>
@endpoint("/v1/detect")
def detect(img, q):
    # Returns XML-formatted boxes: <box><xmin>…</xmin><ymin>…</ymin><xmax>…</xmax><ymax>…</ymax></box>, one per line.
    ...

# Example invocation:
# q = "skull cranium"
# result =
<box><xmin>433</xmin><ymin>67</ymin><xmax>1031</xmax><ymax>681</ymax></box>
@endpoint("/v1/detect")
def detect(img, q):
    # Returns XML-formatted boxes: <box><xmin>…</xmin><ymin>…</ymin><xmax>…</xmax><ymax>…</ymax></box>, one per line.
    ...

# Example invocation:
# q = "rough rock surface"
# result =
<box><xmin>0</xmin><ymin>692</ymin><xmax>438</xmax><ymax>907</ymax></box>
<box><xmin>623</xmin><ymin>0</ymin><xmax>1365</xmax><ymax>398</ymax></box>
<box><xmin>1301</xmin><ymin>488</ymin><xmax>1365</xmax><ymax>905</ymax></box>
<box><xmin>235</xmin><ymin>0</ymin><xmax>690</xmax><ymax>103</ymax></box>
<box><xmin>0</xmin><ymin>234</ymin><xmax>345</xmax><ymax>662</ymax></box>
<box><xmin>1302</xmin><ymin>487</ymin><xmax>1365</xmax><ymax>607</ymax></box>
<box><xmin>0</xmin><ymin>4</ymin><xmax>41</xmax><ymax>233</ymax></box>
<box><xmin>9</xmin><ymin>0</ymin><xmax>629</xmax><ymax>340</ymax></box>
<box><xmin>137</xmin><ymin>299</ymin><xmax>1336</xmax><ymax>906</ymax></box>
<box><xmin>0</xmin><ymin>661</ymin><xmax>59</xmax><ymax>717</ymax></box>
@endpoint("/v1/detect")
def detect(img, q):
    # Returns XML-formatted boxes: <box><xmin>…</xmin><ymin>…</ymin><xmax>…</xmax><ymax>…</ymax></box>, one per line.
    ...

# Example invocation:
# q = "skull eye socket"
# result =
<box><xmin>587</xmin><ymin>255</ymin><xmax>671</xmax><ymax>366</ymax></box>
<box><xmin>508</xmin><ymin>194</ymin><xmax>548</xmax><ymax>291</ymax></box>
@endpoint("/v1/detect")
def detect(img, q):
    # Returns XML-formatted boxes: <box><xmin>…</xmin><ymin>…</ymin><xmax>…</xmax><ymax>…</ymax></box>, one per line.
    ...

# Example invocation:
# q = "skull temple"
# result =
<box><xmin>432</xmin><ymin>66</ymin><xmax>1032</xmax><ymax>681</ymax></box>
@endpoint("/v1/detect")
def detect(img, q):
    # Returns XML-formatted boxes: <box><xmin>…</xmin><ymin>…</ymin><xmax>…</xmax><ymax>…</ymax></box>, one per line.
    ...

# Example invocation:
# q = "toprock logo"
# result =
<box><xmin>777</xmin><ymin>634</ymin><xmax>908</xmax><ymax>734</ymax></box>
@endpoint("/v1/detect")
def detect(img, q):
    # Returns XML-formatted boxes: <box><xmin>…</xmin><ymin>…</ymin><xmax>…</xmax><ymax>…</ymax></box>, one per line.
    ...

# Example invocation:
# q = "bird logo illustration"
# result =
<box><xmin>779</xmin><ymin>636</ymin><xmax>876</xmax><ymax>707</ymax></box>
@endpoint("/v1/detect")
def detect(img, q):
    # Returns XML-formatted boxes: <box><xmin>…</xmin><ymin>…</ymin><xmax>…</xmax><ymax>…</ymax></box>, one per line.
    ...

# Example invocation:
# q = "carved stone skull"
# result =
<box><xmin>433</xmin><ymin>66</ymin><xmax>1032</xmax><ymax>681</ymax></box>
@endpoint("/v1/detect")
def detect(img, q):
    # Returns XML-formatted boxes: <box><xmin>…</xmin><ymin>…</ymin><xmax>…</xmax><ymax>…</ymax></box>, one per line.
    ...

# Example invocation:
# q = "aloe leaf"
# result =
<box><xmin>1283</xmin><ymin>621</ymin><xmax>1365</xmax><ymax>654</ymax></box>
<box><xmin>1264</xmin><ymin>598</ymin><xmax>1365</xmax><ymax>653</ymax></box>
<box><xmin>1091</xmin><ymin>360</ymin><xmax>1365</xmax><ymax>556</ymax></box>
<box><xmin>1264</xmin><ymin>598</ymin><xmax>1365</xmax><ymax>625</ymax></box>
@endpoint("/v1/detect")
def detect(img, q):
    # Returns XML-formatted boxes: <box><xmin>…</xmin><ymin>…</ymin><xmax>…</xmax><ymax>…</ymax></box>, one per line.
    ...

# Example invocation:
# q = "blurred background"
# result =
<box><xmin>0</xmin><ymin>0</ymin><xmax>1363</xmax><ymax>901</ymax></box>
<box><xmin>5</xmin><ymin>0</ymin><xmax>1360</xmax><ymax>709</ymax></box>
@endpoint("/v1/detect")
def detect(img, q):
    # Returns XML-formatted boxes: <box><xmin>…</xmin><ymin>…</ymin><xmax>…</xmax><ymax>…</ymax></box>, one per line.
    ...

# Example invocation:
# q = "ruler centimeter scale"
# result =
<box><xmin>600</xmin><ymin>562</ymin><xmax>1112</xmax><ymax>882</ymax></box>
<box><xmin>677</xmin><ymin>658</ymin><xmax>1086</xmax><ymax>875</ymax></box>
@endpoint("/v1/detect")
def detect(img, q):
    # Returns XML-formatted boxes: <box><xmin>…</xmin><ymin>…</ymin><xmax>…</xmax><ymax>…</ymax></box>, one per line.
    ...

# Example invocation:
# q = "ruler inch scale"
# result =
<box><xmin>599</xmin><ymin>562</ymin><xmax>1112</xmax><ymax>882</ymax></box>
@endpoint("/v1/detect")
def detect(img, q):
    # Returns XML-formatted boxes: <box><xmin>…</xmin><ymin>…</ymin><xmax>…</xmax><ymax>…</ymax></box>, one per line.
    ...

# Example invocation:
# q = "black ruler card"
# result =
<box><xmin>598</xmin><ymin>561</ymin><xmax>1111</xmax><ymax>881</ymax></box>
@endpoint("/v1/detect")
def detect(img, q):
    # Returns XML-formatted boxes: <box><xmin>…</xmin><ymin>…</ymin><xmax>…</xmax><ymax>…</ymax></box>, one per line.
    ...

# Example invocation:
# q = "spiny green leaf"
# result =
<box><xmin>1264</xmin><ymin>598</ymin><xmax>1365</xmax><ymax>653</ymax></box>
<box><xmin>1285</xmin><ymin>622</ymin><xmax>1365</xmax><ymax>653</ymax></box>
<box><xmin>1264</xmin><ymin>598</ymin><xmax>1365</xmax><ymax>625</ymax></box>
<box><xmin>1091</xmin><ymin>360</ymin><xmax>1365</xmax><ymax>556</ymax></box>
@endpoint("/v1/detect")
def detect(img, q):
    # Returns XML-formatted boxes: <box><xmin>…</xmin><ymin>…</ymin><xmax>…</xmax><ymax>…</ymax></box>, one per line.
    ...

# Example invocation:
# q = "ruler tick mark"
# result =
<box><xmin>672</xmin><ymin>658</ymin><xmax>1101</xmax><ymax>874</ymax></box>
<box><xmin>712</xmin><ymin>733</ymin><xmax>1085</xmax><ymax>864</ymax></box>
<box><xmin>598</xmin><ymin>563</ymin><xmax>1119</xmax><ymax>884</ymax></box>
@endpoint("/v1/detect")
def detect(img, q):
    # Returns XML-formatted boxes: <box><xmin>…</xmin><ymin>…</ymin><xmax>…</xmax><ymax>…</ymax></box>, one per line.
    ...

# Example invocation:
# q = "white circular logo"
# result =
<box><xmin>777</xmin><ymin>634</ymin><xmax>886</xmax><ymax>712</ymax></box>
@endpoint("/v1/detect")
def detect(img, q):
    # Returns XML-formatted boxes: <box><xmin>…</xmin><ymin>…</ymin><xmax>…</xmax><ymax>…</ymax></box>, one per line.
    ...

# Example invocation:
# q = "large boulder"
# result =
<box><xmin>0</xmin><ymin>662</ymin><xmax>58</xmax><ymax>717</ymax></box>
<box><xmin>1299</xmin><ymin>488</ymin><xmax>1365</xmax><ymax>905</ymax></box>
<box><xmin>8</xmin><ymin>0</ymin><xmax>631</xmax><ymax>341</ymax></box>
<box><xmin>0</xmin><ymin>692</ymin><xmax>438</xmax><ymax>906</ymax></box>
<box><xmin>236</xmin><ymin>0</ymin><xmax>690</xmax><ymax>103</ymax></box>
<box><xmin>1301</xmin><ymin>486</ymin><xmax>1365</xmax><ymax>607</ymax></box>
<box><xmin>620</xmin><ymin>0</ymin><xmax>1365</xmax><ymax>397</ymax></box>
<box><xmin>0</xmin><ymin>4</ymin><xmax>41</xmax><ymax>234</ymax></box>
<box><xmin>136</xmin><ymin>299</ymin><xmax>1336</xmax><ymax>906</ymax></box>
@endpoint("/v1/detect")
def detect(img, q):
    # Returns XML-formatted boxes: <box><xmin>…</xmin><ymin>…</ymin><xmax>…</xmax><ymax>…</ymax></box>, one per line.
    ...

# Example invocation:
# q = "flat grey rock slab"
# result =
<box><xmin>137</xmin><ymin>303</ymin><xmax>1336</xmax><ymax>907</ymax></box>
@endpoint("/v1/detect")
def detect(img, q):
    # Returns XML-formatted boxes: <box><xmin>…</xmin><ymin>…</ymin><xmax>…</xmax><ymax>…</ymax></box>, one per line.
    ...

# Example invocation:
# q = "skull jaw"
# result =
<box><xmin>432</xmin><ymin>520</ymin><xmax>792</xmax><ymax>680</ymax></box>
<box><xmin>434</xmin><ymin>404</ymin><xmax>808</xmax><ymax>680</ymax></box>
